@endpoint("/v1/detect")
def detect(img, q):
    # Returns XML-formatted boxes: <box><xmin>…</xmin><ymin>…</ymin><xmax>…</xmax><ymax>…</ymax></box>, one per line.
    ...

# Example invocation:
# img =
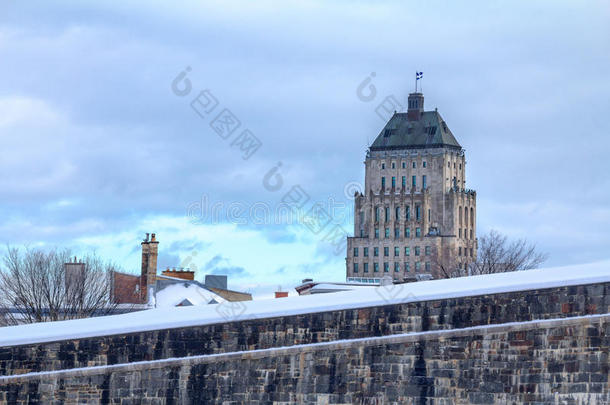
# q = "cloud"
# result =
<box><xmin>0</xmin><ymin>0</ymin><xmax>609</xmax><ymax>290</ymax></box>
<box><xmin>204</xmin><ymin>254</ymin><xmax>247</xmax><ymax>276</ymax></box>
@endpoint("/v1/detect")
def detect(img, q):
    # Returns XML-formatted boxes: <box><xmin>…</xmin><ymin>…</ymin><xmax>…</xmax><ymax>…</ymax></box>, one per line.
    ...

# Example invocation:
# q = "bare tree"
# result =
<box><xmin>438</xmin><ymin>230</ymin><xmax>548</xmax><ymax>278</ymax></box>
<box><xmin>0</xmin><ymin>247</ymin><xmax>119</xmax><ymax>325</ymax></box>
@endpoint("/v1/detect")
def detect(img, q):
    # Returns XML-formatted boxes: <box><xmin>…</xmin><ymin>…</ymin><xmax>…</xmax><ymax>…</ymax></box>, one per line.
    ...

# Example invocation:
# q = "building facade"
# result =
<box><xmin>346</xmin><ymin>91</ymin><xmax>477</xmax><ymax>281</ymax></box>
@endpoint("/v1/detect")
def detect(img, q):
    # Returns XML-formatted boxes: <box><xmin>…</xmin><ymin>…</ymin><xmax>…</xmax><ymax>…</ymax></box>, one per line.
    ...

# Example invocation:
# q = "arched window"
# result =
<box><xmin>459</xmin><ymin>206</ymin><xmax>462</xmax><ymax>225</ymax></box>
<box><xmin>464</xmin><ymin>207</ymin><xmax>468</xmax><ymax>227</ymax></box>
<box><xmin>470</xmin><ymin>207</ymin><xmax>474</xmax><ymax>227</ymax></box>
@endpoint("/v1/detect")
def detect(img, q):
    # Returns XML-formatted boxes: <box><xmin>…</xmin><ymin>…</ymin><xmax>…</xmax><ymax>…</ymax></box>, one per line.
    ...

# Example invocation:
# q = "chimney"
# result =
<box><xmin>407</xmin><ymin>92</ymin><xmax>424</xmax><ymax>121</ymax></box>
<box><xmin>140</xmin><ymin>232</ymin><xmax>159</xmax><ymax>303</ymax></box>
<box><xmin>64</xmin><ymin>258</ymin><xmax>85</xmax><ymax>290</ymax></box>
<box><xmin>204</xmin><ymin>275</ymin><xmax>227</xmax><ymax>290</ymax></box>
<box><xmin>162</xmin><ymin>268</ymin><xmax>195</xmax><ymax>281</ymax></box>
<box><xmin>275</xmin><ymin>291</ymin><xmax>289</xmax><ymax>298</ymax></box>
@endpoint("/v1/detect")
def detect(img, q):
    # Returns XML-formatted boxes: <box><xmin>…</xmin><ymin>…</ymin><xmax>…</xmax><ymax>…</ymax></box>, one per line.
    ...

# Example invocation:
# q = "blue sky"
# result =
<box><xmin>1</xmin><ymin>1</ymin><xmax>609</xmax><ymax>298</ymax></box>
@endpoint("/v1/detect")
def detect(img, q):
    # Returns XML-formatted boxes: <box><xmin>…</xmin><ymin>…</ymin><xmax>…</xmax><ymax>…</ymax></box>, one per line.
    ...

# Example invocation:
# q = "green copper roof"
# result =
<box><xmin>370</xmin><ymin>111</ymin><xmax>461</xmax><ymax>151</ymax></box>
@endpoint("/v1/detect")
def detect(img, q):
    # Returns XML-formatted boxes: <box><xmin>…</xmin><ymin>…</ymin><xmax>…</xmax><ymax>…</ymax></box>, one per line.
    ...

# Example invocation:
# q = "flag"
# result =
<box><xmin>416</xmin><ymin>72</ymin><xmax>423</xmax><ymax>80</ymax></box>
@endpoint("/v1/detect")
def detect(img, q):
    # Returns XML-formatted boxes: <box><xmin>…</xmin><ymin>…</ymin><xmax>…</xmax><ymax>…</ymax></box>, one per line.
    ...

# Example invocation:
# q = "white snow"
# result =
<box><xmin>309</xmin><ymin>283</ymin><xmax>377</xmax><ymax>292</ymax></box>
<box><xmin>154</xmin><ymin>283</ymin><xmax>227</xmax><ymax>308</ymax></box>
<box><xmin>0</xmin><ymin>260</ymin><xmax>608</xmax><ymax>347</ymax></box>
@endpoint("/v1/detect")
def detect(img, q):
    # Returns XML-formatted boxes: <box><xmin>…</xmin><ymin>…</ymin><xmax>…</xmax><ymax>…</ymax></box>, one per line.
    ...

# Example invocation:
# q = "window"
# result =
<box><xmin>458</xmin><ymin>247</ymin><xmax>462</xmax><ymax>256</ymax></box>
<box><xmin>448</xmin><ymin>162</ymin><xmax>450</xmax><ymax>168</ymax></box>
<box><xmin>470</xmin><ymin>248</ymin><xmax>474</xmax><ymax>257</ymax></box>
<box><xmin>470</xmin><ymin>229</ymin><xmax>473</xmax><ymax>239</ymax></box>
<box><xmin>384</xmin><ymin>247</ymin><xmax>389</xmax><ymax>256</ymax></box>
<box><xmin>405</xmin><ymin>227</ymin><xmax>411</xmax><ymax>238</ymax></box>
<box><xmin>406</xmin><ymin>206</ymin><xmax>411</xmax><ymax>220</ymax></box>
<box><xmin>374</xmin><ymin>247</ymin><xmax>379</xmax><ymax>257</ymax></box>
<box><xmin>381</xmin><ymin>163</ymin><xmax>385</xmax><ymax>169</ymax></box>
<box><xmin>416</xmin><ymin>205</ymin><xmax>421</xmax><ymax>221</ymax></box>
<box><xmin>383</xmin><ymin>262</ymin><xmax>389</xmax><ymax>272</ymax></box>
<box><xmin>425</xmin><ymin>262</ymin><xmax>431</xmax><ymax>271</ymax></box>
<box><xmin>391</xmin><ymin>177</ymin><xmax>396</xmax><ymax>188</ymax></box>
<box><xmin>353</xmin><ymin>247</ymin><xmax>358</xmax><ymax>257</ymax></box>
<box><xmin>375</xmin><ymin>228</ymin><xmax>379</xmax><ymax>238</ymax></box>
<box><xmin>428</xmin><ymin>209</ymin><xmax>431</xmax><ymax>222</ymax></box>
<box><xmin>359</xmin><ymin>211</ymin><xmax>364</xmax><ymax>225</ymax></box>
<box><xmin>395</xmin><ymin>206</ymin><xmax>400</xmax><ymax>220</ymax></box>
<box><xmin>459</xmin><ymin>229</ymin><xmax>462</xmax><ymax>238</ymax></box>
<box><xmin>425</xmin><ymin>246</ymin><xmax>431</xmax><ymax>256</ymax></box>
<box><xmin>363</xmin><ymin>247</ymin><xmax>369</xmax><ymax>257</ymax></box>
<box><xmin>402</xmin><ymin>162</ymin><xmax>406</xmax><ymax>169</ymax></box>
<box><xmin>374</xmin><ymin>263</ymin><xmax>379</xmax><ymax>272</ymax></box>
<box><xmin>405</xmin><ymin>247</ymin><xmax>410</xmax><ymax>256</ymax></box>
<box><xmin>405</xmin><ymin>262</ymin><xmax>411</xmax><ymax>272</ymax></box>
<box><xmin>394</xmin><ymin>247</ymin><xmax>399</xmax><ymax>256</ymax></box>
<box><xmin>423</xmin><ymin>161</ymin><xmax>427</xmax><ymax>168</ymax></box>
<box><xmin>402</xmin><ymin>176</ymin><xmax>406</xmax><ymax>188</ymax></box>
<box><xmin>470</xmin><ymin>208</ymin><xmax>474</xmax><ymax>226</ymax></box>
<box><xmin>415</xmin><ymin>262</ymin><xmax>421</xmax><ymax>272</ymax></box>
<box><xmin>394</xmin><ymin>262</ymin><xmax>400</xmax><ymax>272</ymax></box>
<box><xmin>412</xmin><ymin>175</ymin><xmax>416</xmax><ymax>188</ymax></box>
<box><xmin>353</xmin><ymin>263</ymin><xmax>358</xmax><ymax>273</ymax></box>
<box><xmin>385</xmin><ymin>228</ymin><xmax>390</xmax><ymax>238</ymax></box>
<box><xmin>416</xmin><ymin>227</ymin><xmax>421</xmax><ymax>237</ymax></box>
<box><xmin>394</xmin><ymin>228</ymin><xmax>400</xmax><ymax>238</ymax></box>
<box><xmin>385</xmin><ymin>207</ymin><xmax>390</xmax><ymax>222</ymax></box>
<box><xmin>392</xmin><ymin>162</ymin><xmax>395</xmax><ymax>169</ymax></box>
<box><xmin>422</xmin><ymin>175</ymin><xmax>427</xmax><ymax>189</ymax></box>
<box><xmin>415</xmin><ymin>246</ymin><xmax>421</xmax><ymax>256</ymax></box>
<box><xmin>364</xmin><ymin>263</ymin><xmax>369</xmax><ymax>273</ymax></box>
<box><xmin>381</xmin><ymin>177</ymin><xmax>386</xmax><ymax>188</ymax></box>
<box><xmin>375</xmin><ymin>207</ymin><xmax>380</xmax><ymax>222</ymax></box>
<box><xmin>412</xmin><ymin>162</ymin><xmax>416</xmax><ymax>168</ymax></box>
<box><xmin>360</xmin><ymin>229</ymin><xmax>364</xmax><ymax>237</ymax></box>
<box><xmin>459</xmin><ymin>163</ymin><xmax>462</xmax><ymax>170</ymax></box>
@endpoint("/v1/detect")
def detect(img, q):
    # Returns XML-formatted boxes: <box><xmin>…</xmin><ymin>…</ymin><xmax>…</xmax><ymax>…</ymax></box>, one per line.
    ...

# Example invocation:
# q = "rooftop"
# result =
<box><xmin>370</xmin><ymin>110</ymin><xmax>461</xmax><ymax>151</ymax></box>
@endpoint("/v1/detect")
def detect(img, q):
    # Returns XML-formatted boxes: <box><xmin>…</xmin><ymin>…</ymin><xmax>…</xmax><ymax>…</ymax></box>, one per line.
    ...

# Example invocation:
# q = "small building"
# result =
<box><xmin>295</xmin><ymin>274</ymin><xmax>433</xmax><ymax>295</ymax></box>
<box><xmin>111</xmin><ymin>233</ymin><xmax>252</xmax><ymax>307</ymax></box>
<box><xmin>295</xmin><ymin>278</ymin><xmax>379</xmax><ymax>295</ymax></box>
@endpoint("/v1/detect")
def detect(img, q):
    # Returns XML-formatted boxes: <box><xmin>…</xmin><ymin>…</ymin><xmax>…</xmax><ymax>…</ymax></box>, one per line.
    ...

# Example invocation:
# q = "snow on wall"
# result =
<box><xmin>0</xmin><ymin>260</ymin><xmax>608</xmax><ymax>347</ymax></box>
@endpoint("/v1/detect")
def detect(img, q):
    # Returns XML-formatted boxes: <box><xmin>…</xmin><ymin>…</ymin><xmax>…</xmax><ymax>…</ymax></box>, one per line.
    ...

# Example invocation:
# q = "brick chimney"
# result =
<box><xmin>140</xmin><ymin>233</ymin><xmax>159</xmax><ymax>302</ymax></box>
<box><xmin>275</xmin><ymin>291</ymin><xmax>288</xmax><ymax>298</ymax></box>
<box><xmin>162</xmin><ymin>268</ymin><xmax>195</xmax><ymax>281</ymax></box>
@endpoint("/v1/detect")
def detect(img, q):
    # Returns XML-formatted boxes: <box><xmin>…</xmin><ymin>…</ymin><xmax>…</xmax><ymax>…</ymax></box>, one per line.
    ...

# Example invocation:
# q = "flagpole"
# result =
<box><xmin>415</xmin><ymin>71</ymin><xmax>417</xmax><ymax>93</ymax></box>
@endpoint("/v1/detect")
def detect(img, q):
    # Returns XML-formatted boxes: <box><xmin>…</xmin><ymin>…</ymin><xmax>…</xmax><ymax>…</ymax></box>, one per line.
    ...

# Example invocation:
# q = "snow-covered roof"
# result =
<box><xmin>0</xmin><ymin>260</ymin><xmax>608</xmax><ymax>347</ymax></box>
<box><xmin>155</xmin><ymin>283</ymin><xmax>226</xmax><ymax>307</ymax></box>
<box><xmin>309</xmin><ymin>283</ymin><xmax>377</xmax><ymax>293</ymax></box>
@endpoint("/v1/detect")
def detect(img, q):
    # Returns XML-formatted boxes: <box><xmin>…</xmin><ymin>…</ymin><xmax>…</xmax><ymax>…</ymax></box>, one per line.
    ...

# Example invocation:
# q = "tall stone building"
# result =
<box><xmin>346</xmin><ymin>91</ymin><xmax>476</xmax><ymax>281</ymax></box>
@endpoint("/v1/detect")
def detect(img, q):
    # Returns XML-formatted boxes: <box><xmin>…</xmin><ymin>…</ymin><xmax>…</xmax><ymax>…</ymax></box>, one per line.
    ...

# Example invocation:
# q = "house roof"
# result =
<box><xmin>154</xmin><ymin>282</ymin><xmax>226</xmax><ymax>308</ymax></box>
<box><xmin>207</xmin><ymin>287</ymin><xmax>252</xmax><ymax>302</ymax></box>
<box><xmin>370</xmin><ymin>111</ymin><xmax>461</xmax><ymax>151</ymax></box>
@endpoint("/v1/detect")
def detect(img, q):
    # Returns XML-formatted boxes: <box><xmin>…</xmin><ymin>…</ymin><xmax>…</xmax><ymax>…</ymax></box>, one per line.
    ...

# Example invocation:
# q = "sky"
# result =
<box><xmin>1</xmin><ymin>1</ymin><xmax>609</xmax><ymax>298</ymax></box>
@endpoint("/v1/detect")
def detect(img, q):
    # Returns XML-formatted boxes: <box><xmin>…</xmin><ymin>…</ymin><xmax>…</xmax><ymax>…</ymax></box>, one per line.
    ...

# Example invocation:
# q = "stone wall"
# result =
<box><xmin>1</xmin><ymin>282</ymin><xmax>608</xmax><ymax>379</ymax></box>
<box><xmin>1</xmin><ymin>314</ymin><xmax>608</xmax><ymax>404</ymax></box>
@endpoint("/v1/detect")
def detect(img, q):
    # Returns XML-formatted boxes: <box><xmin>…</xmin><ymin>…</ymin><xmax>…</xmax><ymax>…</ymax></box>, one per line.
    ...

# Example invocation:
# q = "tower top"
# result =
<box><xmin>407</xmin><ymin>92</ymin><xmax>424</xmax><ymax>121</ymax></box>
